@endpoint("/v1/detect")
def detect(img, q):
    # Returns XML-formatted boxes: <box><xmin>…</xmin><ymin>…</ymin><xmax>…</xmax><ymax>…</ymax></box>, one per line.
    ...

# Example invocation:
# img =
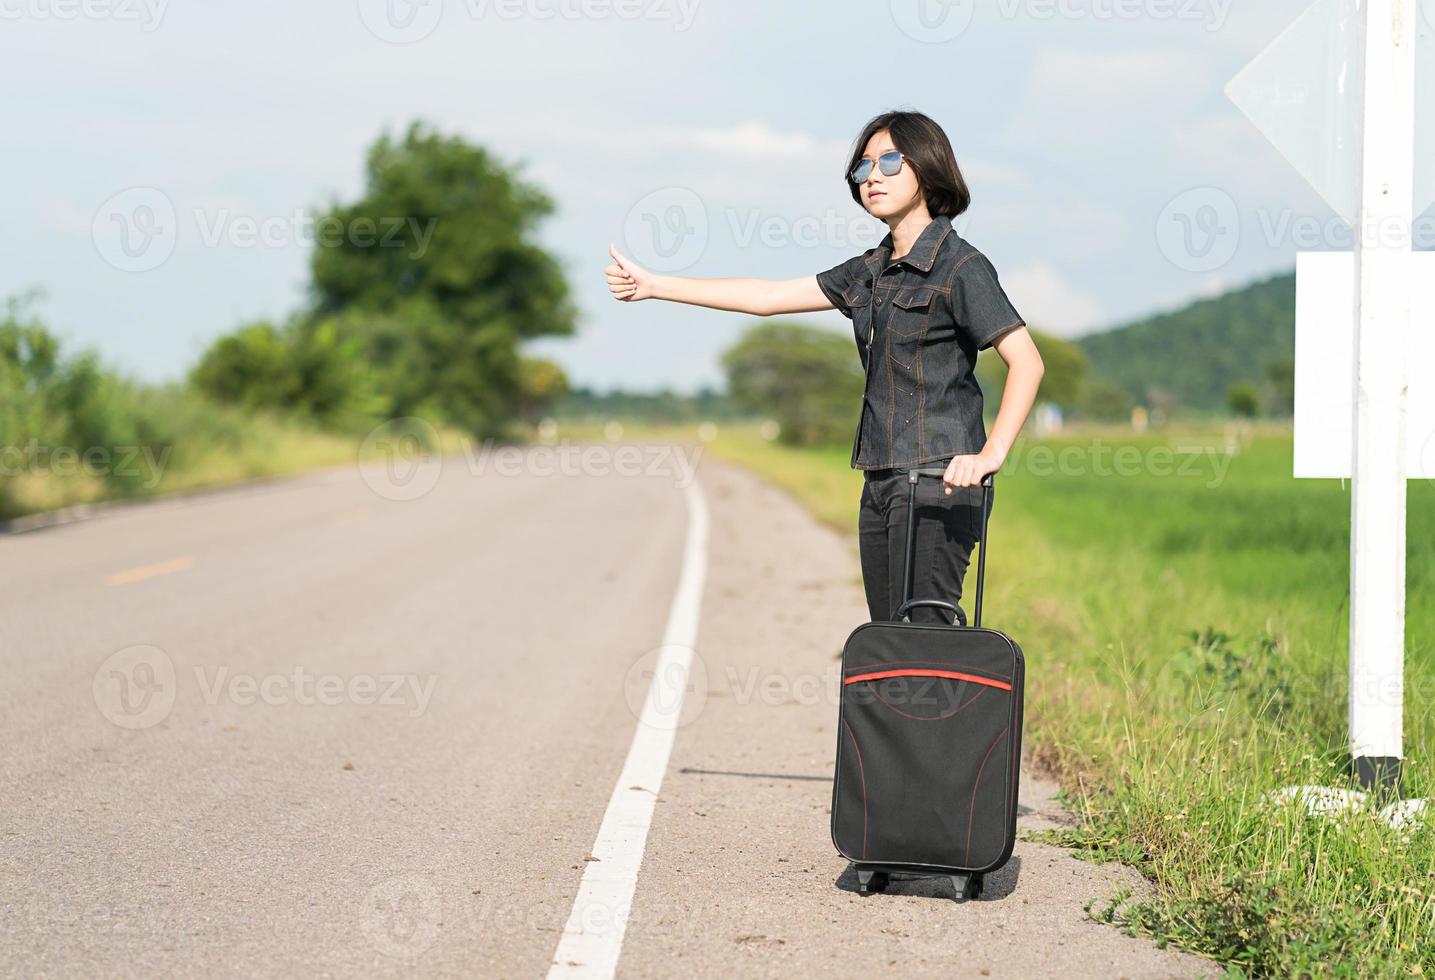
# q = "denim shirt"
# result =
<box><xmin>816</xmin><ymin>214</ymin><xmax>1025</xmax><ymax>471</ymax></box>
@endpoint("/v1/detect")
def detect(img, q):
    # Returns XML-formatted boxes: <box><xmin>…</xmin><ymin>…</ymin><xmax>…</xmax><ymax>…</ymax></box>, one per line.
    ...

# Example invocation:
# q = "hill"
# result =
<box><xmin>1075</xmin><ymin>270</ymin><xmax>1296</xmax><ymax>415</ymax></box>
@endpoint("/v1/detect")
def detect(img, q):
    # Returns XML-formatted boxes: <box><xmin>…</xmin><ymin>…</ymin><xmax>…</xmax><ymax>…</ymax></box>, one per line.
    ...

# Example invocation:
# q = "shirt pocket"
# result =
<box><xmin>844</xmin><ymin>280</ymin><xmax>875</xmax><ymax>349</ymax></box>
<box><xmin>890</xmin><ymin>285</ymin><xmax>936</xmax><ymax>337</ymax></box>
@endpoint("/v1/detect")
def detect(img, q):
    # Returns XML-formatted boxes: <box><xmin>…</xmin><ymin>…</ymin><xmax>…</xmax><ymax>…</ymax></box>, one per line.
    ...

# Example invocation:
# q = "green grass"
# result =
<box><xmin>0</xmin><ymin>394</ymin><xmax>472</xmax><ymax>523</ymax></box>
<box><xmin>583</xmin><ymin>416</ymin><xmax>1435</xmax><ymax>978</ymax></box>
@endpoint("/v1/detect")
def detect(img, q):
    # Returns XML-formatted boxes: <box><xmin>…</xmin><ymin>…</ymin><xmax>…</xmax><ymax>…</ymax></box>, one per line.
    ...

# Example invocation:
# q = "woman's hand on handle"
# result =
<box><xmin>606</xmin><ymin>243</ymin><xmax>654</xmax><ymax>302</ymax></box>
<box><xmin>941</xmin><ymin>448</ymin><xmax>1002</xmax><ymax>493</ymax></box>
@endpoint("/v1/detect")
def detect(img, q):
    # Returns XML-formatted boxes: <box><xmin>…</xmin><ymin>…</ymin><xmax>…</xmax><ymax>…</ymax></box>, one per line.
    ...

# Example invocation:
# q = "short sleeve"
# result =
<box><xmin>952</xmin><ymin>252</ymin><xmax>1024</xmax><ymax>350</ymax></box>
<box><xmin>815</xmin><ymin>254</ymin><xmax>868</xmax><ymax>320</ymax></box>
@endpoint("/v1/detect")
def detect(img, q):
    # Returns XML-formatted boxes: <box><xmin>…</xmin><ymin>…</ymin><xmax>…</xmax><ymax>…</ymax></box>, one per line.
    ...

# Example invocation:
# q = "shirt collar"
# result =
<box><xmin>866</xmin><ymin>213</ymin><xmax>954</xmax><ymax>277</ymax></box>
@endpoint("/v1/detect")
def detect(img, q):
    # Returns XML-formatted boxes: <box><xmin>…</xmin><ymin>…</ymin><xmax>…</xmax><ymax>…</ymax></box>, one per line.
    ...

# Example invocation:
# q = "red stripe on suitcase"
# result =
<box><xmin>842</xmin><ymin>668</ymin><xmax>1012</xmax><ymax>691</ymax></box>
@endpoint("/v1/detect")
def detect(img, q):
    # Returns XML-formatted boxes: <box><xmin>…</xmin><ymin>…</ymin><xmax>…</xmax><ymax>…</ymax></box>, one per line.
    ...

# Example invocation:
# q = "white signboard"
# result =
<box><xmin>1294</xmin><ymin>250</ymin><xmax>1435</xmax><ymax>478</ymax></box>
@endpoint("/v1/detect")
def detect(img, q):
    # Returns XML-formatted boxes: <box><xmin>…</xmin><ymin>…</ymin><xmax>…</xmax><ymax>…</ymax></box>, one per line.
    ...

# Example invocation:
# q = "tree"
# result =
<box><xmin>190</xmin><ymin>321</ymin><xmax>298</xmax><ymax>411</ymax></box>
<box><xmin>1081</xmin><ymin>379</ymin><xmax>1135</xmax><ymax>422</ymax></box>
<box><xmin>721</xmin><ymin>321</ymin><xmax>864</xmax><ymax>447</ymax></box>
<box><xmin>976</xmin><ymin>326</ymin><xmax>1087</xmax><ymax>413</ymax></box>
<box><xmin>1263</xmin><ymin>358</ymin><xmax>1294</xmax><ymax>417</ymax></box>
<box><xmin>517</xmin><ymin>356</ymin><xmax>570</xmax><ymax>425</ymax></box>
<box><xmin>308</xmin><ymin>121</ymin><xmax>577</xmax><ymax>436</ymax></box>
<box><xmin>189</xmin><ymin>314</ymin><xmax>382</xmax><ymax>431</ymax></box>
<box><xmin>1228</xmin><ymin>382</ymin><xmax>1260</xmax><ymax>418</ymax></box>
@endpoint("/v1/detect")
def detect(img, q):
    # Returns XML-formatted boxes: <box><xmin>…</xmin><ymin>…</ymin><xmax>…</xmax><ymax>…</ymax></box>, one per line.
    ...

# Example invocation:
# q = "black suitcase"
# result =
<box><xmin>831</xmin><ymin>468</ymin><xmax>1025</xmax><ymax>901</ymax></box>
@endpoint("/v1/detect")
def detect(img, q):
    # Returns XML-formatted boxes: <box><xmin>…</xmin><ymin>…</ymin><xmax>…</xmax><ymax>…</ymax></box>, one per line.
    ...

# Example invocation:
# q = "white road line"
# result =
<box><xmin>547</xmin><ymin>478</ymin><xmax>709</xmax><ymax>978</ymax></box>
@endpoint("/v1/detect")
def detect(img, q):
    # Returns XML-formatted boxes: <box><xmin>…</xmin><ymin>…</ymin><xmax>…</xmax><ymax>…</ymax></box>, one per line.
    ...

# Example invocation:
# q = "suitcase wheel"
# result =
<box><xmin>855</xmin><ymin>869</ymin><xmax>889</xmax><ymax>895</ymax></box>
<box><xmin>953</xmin><ymin>873</ymin><xmax>983</xmax><ymax>901</ymax></box>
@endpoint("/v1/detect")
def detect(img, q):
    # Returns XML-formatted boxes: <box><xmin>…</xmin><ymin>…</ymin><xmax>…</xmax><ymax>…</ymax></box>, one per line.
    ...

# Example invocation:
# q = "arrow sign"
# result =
<box><xmin>1225</xmin><ymin>0</ymin><xmax>1435</xmax><ymax>226</ymax></box>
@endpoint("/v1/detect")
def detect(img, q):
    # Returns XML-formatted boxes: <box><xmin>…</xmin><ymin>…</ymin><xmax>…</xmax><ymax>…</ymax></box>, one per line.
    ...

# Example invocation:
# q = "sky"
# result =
<box><xmin>3</xmin><ymin>0</ymin><xmax>1432</xmax><ymax>394</ymax></box>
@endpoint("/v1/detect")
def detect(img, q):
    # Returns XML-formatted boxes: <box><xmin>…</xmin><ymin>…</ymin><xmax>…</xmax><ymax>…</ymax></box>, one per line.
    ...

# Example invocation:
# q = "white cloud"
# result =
<box><xmin>976</xmin><ymin>200</ymin><xmax>1129</xmax><ymax>255</ymax></box>
<box><xmin>1025</xmin><ymin>47</ymin><xmax>1208</xmax><ymax>113</ymax></box>
<box><xmin>1000</xmin><ymin>260</ymin><xmax>1104</xmax><ymax>336</ymax></box>
<box><xmin>651</xmin><ymin>119</ymin><xmax>847</xmax><ymax>161</ymax></box>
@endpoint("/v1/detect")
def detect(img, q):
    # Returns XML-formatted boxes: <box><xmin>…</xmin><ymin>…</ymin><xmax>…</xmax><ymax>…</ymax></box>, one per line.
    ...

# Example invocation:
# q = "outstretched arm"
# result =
<box><xmin>606</xmin><ymin>243</ymin><xmax>835</xmax><ymax>316</ymax></box>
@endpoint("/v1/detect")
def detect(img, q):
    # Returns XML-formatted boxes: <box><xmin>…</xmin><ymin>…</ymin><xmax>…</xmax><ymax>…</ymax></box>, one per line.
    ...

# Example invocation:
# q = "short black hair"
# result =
<box><xmin>842</xmin><ymin>110</ymin><xmax>972</xmax><ymax>218</ymax></box>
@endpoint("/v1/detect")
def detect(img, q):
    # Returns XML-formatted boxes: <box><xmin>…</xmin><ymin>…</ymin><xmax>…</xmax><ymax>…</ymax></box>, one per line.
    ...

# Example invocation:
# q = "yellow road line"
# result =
<box><xmin>105</xmin><ymin>556</ymin><xmax>195</xmax><ymax>586</ymax></box>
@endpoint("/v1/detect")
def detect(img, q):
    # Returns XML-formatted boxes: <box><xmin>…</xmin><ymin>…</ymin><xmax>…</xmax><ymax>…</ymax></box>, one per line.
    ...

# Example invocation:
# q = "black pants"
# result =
<box><xmin>858</xmin><ymin>466</ymin><xmax>992</xmax><ymax>624</ymax></box>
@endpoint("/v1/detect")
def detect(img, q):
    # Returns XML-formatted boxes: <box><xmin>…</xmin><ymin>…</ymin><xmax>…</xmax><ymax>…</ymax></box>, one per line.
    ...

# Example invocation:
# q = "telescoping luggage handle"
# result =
<box><xmin>895</xmin><ymin>469</ymin><xmax>993</xmax><ymax>628</ymax></box>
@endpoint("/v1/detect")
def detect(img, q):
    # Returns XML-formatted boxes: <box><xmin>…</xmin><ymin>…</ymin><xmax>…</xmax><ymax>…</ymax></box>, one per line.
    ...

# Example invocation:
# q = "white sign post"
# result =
<box><xmin>1228</xmin><ymin>0</ymin><xmax>1429</xmax><ymax>812</ymax></box>
<box><xmin>1347</xmin><ymin>0</ymin><xmax>1415</xmax><ymax>798</ymax></box>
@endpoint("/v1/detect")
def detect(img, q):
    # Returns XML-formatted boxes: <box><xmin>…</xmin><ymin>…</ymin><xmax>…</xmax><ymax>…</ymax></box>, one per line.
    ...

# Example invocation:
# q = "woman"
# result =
<box><xmin>604</xmin><ymin>110</ymin><xmax>1045</xmax><ymax>625</ymax></box>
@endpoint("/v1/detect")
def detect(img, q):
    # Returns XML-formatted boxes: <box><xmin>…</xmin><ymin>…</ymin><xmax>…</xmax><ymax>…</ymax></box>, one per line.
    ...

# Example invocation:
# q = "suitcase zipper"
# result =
<box><xmin>843</xmin><ymin>668</ymin><xmax>1012</xmax><ymax>691</ymax></box>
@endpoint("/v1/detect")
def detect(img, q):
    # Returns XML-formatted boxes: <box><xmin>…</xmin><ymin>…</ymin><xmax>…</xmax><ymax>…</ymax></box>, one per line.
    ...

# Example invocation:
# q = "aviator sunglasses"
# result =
<box><xmin>849</xmin><ymin>150</ymin><xmax>908</xmax><ymax>184</ymax></box>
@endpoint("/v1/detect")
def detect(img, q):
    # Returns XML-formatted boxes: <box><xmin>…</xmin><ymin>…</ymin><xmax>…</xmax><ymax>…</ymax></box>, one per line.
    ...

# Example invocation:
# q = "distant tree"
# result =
<box><xmin>190</xmin><ymin>322</ymin><xmax>296</xmax><ymax>410</ymax></box>
<box><xmin>2</xmin><ymin>290</ymin><xmax>184</xmax><ymax>500</ymax></box>
<box><xmin>1</xmin><ymin>290</ymin><xmax>63</xmax><ymax>453</ymax></box>
<box><xmin>1263</xmin><ymin>358</ymin><xmax>1295</xmax><ymax>417</ymax></box>
<box><xmin>190</xmin><ymin>316</ymin><xmax>378</xmax><ymax>429</ymax></box>
<box><xmin>721</xmin><ymin>321</ymin><xmax>863</xmax><ymax>447</ymax></box>
<box><xmin>1080</xmin><ymin>379</ymin><xmax>1135</xmax><ymax>422</ymax></box>
<box><xmin>310</xmin><ymin>120</ymin><xmax>577</xmax><ymax>337</ymax></box>
<box><xmin>1146</xmin><ymin>385</ymin><xmax>1183</xmax><ymax>421</ymax></box>
<box><xmin>976</xmin><ymin>327</ymin><xmax>1086</xmax><ymax>412</ymax></box>
<box><xmin>517</xmin><ymin>357</ymin><xmax>570</xmax><ymax>425</ymax></box>
<box><xmin>548</xmin><ymin>385</ymin><xmax>743</xmax><ymax>423</ymax></box>
<box><xmin>1228</xmin><ymin>382</ymin><xmax>1260</xmax><ymax>418</ymax></box>
<box><xmin>307</xmin><ymin>119</ymin><xmax>577</xmax><ymax>436</ymax></box>
<box><xmin>1075</xmin><ymin>271</ymin><xmax>1295</xmax><ymax>415</ymax></box>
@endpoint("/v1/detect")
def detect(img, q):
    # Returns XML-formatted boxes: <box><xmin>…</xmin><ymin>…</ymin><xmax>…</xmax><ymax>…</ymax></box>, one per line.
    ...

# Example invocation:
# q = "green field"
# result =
<box><xmin>578</xmin><ymin>417</ymin><xmax>1433</xmax><ymax>978</ymax></box>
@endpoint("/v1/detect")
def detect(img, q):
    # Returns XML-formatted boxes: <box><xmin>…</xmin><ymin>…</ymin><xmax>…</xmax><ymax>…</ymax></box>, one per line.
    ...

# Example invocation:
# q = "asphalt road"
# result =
<box><xmin>0</xmin><ymin>443</ymin><xmax>1219</xmax><ymax>978</ymax></box>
